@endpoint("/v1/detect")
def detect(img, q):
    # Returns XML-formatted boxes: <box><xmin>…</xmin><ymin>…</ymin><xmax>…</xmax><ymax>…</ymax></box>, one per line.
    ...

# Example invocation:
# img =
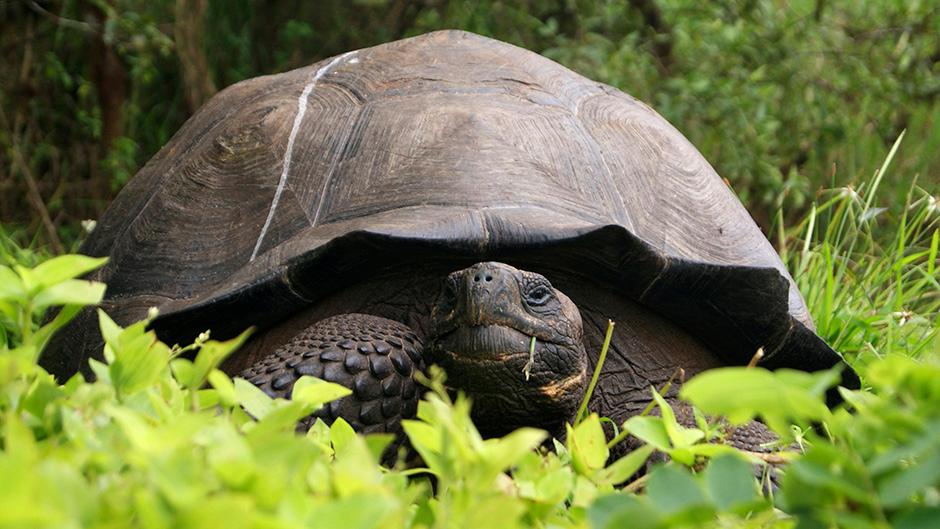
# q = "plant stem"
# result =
<box><xmin>574</xmin><ymin>320</ymin><xmax>614</xmax><ymax>425</ymax></box>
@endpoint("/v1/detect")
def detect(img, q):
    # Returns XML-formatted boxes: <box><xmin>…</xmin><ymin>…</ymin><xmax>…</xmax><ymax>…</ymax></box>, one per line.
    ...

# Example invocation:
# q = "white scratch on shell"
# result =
<box><xmin>250</xmin><ymin>51</ymin><xmax>358</xmax><ymax>261</ymax></box>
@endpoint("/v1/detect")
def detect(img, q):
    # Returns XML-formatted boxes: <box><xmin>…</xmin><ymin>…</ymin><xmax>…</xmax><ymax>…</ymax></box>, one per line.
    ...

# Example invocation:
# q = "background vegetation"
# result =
<box><xmin>1</xmin><ymin>0</ymin><xmax>938</xmax><ymax>250</ymax></box>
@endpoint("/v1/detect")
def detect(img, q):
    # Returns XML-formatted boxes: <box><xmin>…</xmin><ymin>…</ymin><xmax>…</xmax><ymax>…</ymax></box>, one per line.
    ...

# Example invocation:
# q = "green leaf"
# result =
<box><xmin>568</xmin><ymin>413</ymin><xmax>609</xmax><ymax>474</ymax></box>
<box><xmin>101</xmin><ymin>311</ymin><xmax>170</xmax><ymax>398</ymax></box>
<box><xmin>330</xmin><ymin>418</ymin><xmax>357</xmax><ymax>454</ymax></box>
<box><xmin>402</xmin><ymin>420</ymin><xmax>440</xmax><ymax>457</ymax></box>
<box><xmin>248</xmin><ymin>400</ymin><xmax>312</xmax><ymax>438</ymax></box>
<box><xmin>878</xmin><ymin>449</ymin><xmax>940</xmax><ymax>508</ymax></box>
<box><xmin>185</xmin><ymin>329</ymin><xmax>251</xmax><ymax>389</ymax></box>
<box><xmin>33</xmin><ymin>280</ymin><xmax>106</xmax><ymax>311</ymax></box>
<box><xmin>307</xmin><ymin>494</ymin><xmax>395</xmax><ymax>529</ymax></box>
<box><xmin>652</xmin><ymin>389</ymin><xmax>703</xmax><ymax>449</ymax></box>
<box><xmin>893</xmin><ymin>508</ymin><xmax>940</xmax><ymax>529</ymax></box>
<box><xmin>595</xmin><ymin>445</ymin><xmax>654</xmax><ymax>486</ymax></box>
<box><xmin>291</xmin><ymin>376</ymin><xmax>352</xmax><ymax>409</ymax></box>
<box><xmin>482</xmin><ymin>427</ymin><xmax>546</xmax><ymax>473</ymax></box>
<box><xmin>233</xmin><ymin>377</ymin><xmax>274</xmax><ymax>420</ymax></box>
<box><xmin>0</xmin><ymin>265</ymin><xmax>25</xmax><ymax>300</ymax></box>
<box><xmin>646</xmin><ymin>465</ymin><xmax>710</xmax><ymax>517</ymax></box>
<box><xmin>702</xmin><ymin>454</ymin><xmax>763</xmax><ymax>513</ymax></box>
<box><xmin>589</xmin><ymin>493</ymin><xmax>662</xmax><ymax>529</ymax></box>
<box><xmin>679</xmin><ymin>367</ymin><xmax>832</xmax><ymax>434</ymax></box>
<box><xmin>622</xmin><ymin>416</ymin><xmax>671</xmax><ymax>451</ymax></box>
<box><xmin>97</xmin><ymin>309</ymin><xmax>122</xmax><ymax>346</ymax></box>
<box><xmin>180</xmin><ymin>496</ymin><xmax>253</xmax><ymax>529</ymax></box>
<box><xmin>31</xmin><ymin>255</ymin><xmax>107</xmax><ymax>291</ymax></box>
<box><xmin>208</xmin><ymin>369</ymin><xmax>237</xmax><ymax>407</ymax></box>
<box><xmin>170</xmin><ymin>358</ymin><xmax>195</xmax><ymax>387</ymax></box>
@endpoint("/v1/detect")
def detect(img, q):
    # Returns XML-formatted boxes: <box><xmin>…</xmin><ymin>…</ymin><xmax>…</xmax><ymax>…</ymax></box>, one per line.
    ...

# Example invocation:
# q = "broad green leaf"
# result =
<box><xmin>402</xmin><ymin>420</ymin><xmax>440</xmax><ymax>454</ymax></box>
<box><xmin>30</xmin><ymin>255</ymin><xmax>107</xmax><ymax>291</ymax></box>
<box><xmin>100</xmin><ymin>310</ymin><xmax>170</xmax><ymax>398</ymax></box>
<box><xmin>892</xmin><ymin>508</ymin><xmax>940</xmax><ymax>529</ymax></box>
<box><xmin>234</xmin><ymin>377</ymin><xmax>274</xmax><ymax>420</ymax></box>
<box><xmin>97</xmin><ymin>309</ymin><xmax>122</xmax><ymax>347</ymax></box>
<box><xmin>482</xmin><ymin>427</ymin><xmax>546</xmax><ymax>473</ymax></box>
<box><xmin>702</xmin><ymin>454</ymin><xmax>763</xmax><ymax>512</ymax></box>
<box><xmin>13</xmin><ymin>265</ymin><xmax>38</xmax><ymax>294</ymax></box>
<box><xmin>33</xmin><ymin>280</ymin><xmax>106</xmax><ymax>310</ymax></box>
<box><xmin>108</xmin><ymin>331</ymin><xmax>170</xmax><ymax>397</ymax></box>
<box><xmin>180</xmin><ymin>496</ymin><xmax>253</xmax><ymax>529</ymax></box>
<box><xmin>291</xmin><ymin>376</ymin><xmax>352</xmax><ymax>409</ymax></box>
<box><xmin>622</xmin><ymin>416</ymin><xmax>671</xmax><ymax>451</ymax></box>
<box><xmin>0</xmin><ymin>298</ymin><xmax>16</xmax><ymax>321</ymax></box>
<box><xmin>589</xmin><ymin>493</ymin><xmax>662</xmax><ymax>529</ymax></box>
<box><xmin>306</xmin><ymin>494</ymin><xmax>396</xmax><ymax>529</ymax></box>
<box><xmin>646</xmin><ymin>465</ymin><xmax>710</xmax><ymax>517</ymax></box>
<box><xmin>595</xmin><ymin>445</ymin><xmax>654</xmax><ymax>486</ymax></box>
<box><xmin>21</xmin><ymin>373</ymin><xmax>63</xmax><ymax>421</ymax></box>
<box><xmin>878</xmin><ymin>449</ymin><xmax>940</xmax><ymax>508</ymax></box>
<box><xmin>679</xmin><ymin>367</ymin><xmax>832</xmax><ymax>433</ymax></box>
<box><xmin>248</xmin><ymin>400</ymin><xmax>312</xmax><ymax>439</ymax></box>
<box><xmin>0</xmin><ymin>265</ymin><xmax>25</xmax><ymax>300</ymax></box>
<box><xmin>208</xmin><ymin>369</ymin><xmax>237</xmax><ymax>407</ymax></box>
<box><xmin>785</xmin><ymin>450</ymin><xmax>872</xmax><ymax>504</ymax></box>
<box><xmin>652</xmin><ymin>389</ymin><xmax>703</xmax><ymax>448</ymax></box>
<box><xmin>330</xmin><ymin>418</ymin><xmax>357</xmax><ymax>454</ymax></box>
<box><xmin>687</xmin><ymin>443</ymin><xmax>746</xmax><ymax>459</ymax></box>
<box><xmin>363</xmin><ymin>434</ymin><xmax>394</xmax><ymax>460</ymax></box>
<box><xmin>170</xmin><ymin>358</ymin><xmax>195</xmax><ymax>387</ymax></box>
<box><xmin>568</xmin><ymin>413</ymin><xmax>609</xmax><ymax>474</ymax></box>
<box><xmin>187</xmin><ymin>329</ymin><xmax>252</xmax><ymax>389</ymax></box>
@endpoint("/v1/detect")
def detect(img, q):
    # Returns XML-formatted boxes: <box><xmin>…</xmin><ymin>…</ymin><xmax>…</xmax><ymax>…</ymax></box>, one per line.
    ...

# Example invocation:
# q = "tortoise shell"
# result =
<box><xmin>42</xmin><ymin>30</ymin><xmax>856</xmax><ymax>389</ymax></box>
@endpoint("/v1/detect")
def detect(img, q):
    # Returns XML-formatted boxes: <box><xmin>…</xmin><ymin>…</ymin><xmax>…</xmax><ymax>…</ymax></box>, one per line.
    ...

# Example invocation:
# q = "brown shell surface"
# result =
<box><xmin>42</xmin><ymin>30</ymin><xmax>854</xmax><ymax>385</ymax></box>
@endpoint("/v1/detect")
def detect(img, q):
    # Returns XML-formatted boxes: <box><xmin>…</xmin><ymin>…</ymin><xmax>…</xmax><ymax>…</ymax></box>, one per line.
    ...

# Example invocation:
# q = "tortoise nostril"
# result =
<box><xmin>474</xmin><ymin>274</ymin><xmax>481</xmax><ymax>282</ymax></box>
<box><xmin>484</xmin><ymin>275</ymin><xmax>493</xmax><ymax>282</ymax></box>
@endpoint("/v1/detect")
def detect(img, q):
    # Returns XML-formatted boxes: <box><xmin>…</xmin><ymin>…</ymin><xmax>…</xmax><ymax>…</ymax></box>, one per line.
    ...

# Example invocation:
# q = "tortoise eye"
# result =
<box><xmin>525</xmin><ymin>285</ymin><xmax>553</xmax><ymax>306</ymax></box>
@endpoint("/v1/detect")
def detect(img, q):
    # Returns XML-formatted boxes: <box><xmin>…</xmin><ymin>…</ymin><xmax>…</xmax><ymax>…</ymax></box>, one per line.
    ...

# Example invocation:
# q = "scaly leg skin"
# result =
<box><xmin>241</xmin><ymin>314</ymin><xmax>424</xmax><ymax>438</ymax></box>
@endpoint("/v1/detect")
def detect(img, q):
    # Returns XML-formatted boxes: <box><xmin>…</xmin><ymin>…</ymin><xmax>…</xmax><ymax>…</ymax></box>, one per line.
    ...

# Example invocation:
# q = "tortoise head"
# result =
<box><xmin>427</xmin><ymin>262</ymin><xmax>588</xmax><ymax>436</ymax></box>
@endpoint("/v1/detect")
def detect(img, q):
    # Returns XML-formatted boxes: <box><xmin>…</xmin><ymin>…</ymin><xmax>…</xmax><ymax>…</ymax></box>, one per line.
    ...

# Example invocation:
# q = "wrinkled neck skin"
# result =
<box><xmin>426</xmin><ymin>262</ymin><xmax>589</xmax><ymax>438</ymax></box>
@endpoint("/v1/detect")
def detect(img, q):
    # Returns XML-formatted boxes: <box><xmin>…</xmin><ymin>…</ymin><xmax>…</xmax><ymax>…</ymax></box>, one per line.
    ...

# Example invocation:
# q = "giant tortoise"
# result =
<box><xmin>42</xmin><ymin>30</ymin><xmax>857</xmax><ymax>447</ymax></box>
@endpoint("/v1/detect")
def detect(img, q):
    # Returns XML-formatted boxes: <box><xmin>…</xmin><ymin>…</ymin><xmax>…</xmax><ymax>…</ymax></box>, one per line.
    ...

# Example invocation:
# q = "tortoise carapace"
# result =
<box><xmin>41</xmin><ymin>30</ymin><xmax>858</xmax><ymax>449</ymax></box>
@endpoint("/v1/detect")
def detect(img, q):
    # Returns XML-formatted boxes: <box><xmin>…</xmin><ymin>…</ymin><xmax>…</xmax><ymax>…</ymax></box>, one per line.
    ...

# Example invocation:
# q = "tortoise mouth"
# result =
<box><xmin>427</xmin><ymin>323</ymin><xmax>586</xmax><ymax>391</ymax></box>
<box><xmin>431</xmin><ymin>324</ymin><xmax>537</xmax><ymax>363</ymax></box>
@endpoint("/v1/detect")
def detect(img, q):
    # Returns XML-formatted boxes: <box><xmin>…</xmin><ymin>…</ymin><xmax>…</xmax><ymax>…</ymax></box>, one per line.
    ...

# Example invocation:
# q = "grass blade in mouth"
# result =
<box><xmin>523</xmin><ymin>335</ymin><xmax>536</xmax><ymax>381</ymax></box>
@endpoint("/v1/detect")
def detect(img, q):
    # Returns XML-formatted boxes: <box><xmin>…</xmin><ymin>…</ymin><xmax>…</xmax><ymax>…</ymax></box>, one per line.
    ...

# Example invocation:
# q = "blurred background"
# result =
<box><xmin>1</xmin><ymin>0</ymin><xmax>938</xmax><ymax>252</ymax></box>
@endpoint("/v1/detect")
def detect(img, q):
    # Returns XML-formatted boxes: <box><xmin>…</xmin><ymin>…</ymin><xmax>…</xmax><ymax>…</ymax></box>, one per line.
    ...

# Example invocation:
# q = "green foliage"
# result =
<box><xmin>0</xmin><ymin>254</ymin><xmax>107</xmax><ymax>363</ymax></box>
<box><xmin>590</xmin><ymin>455</ymin><xmax>774</xmax><ymax>529</ymax></box>
<box><xmin>681</xmin><ymin>367</ymin><xmax>839</xmax><ymax>437</ymax></box>
<box><xmin>781</xmin><ymin>356</ymin><xmax>940</xmax><ymax>529</ymax></box>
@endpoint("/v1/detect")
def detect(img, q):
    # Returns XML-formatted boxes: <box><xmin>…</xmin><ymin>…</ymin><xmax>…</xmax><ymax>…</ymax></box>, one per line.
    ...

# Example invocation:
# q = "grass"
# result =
<box><xmin>779</xmin><ymin>134</ymin><xmax>940</xmax><ymax>367</ymax></box>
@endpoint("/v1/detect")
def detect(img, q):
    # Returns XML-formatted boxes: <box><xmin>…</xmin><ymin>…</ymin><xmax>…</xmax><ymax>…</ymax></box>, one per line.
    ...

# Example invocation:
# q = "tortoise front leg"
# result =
<box><xmin>241</xmin><ymin>313</ymin><xmax>424</xmax><ymax>435</ymax></box>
